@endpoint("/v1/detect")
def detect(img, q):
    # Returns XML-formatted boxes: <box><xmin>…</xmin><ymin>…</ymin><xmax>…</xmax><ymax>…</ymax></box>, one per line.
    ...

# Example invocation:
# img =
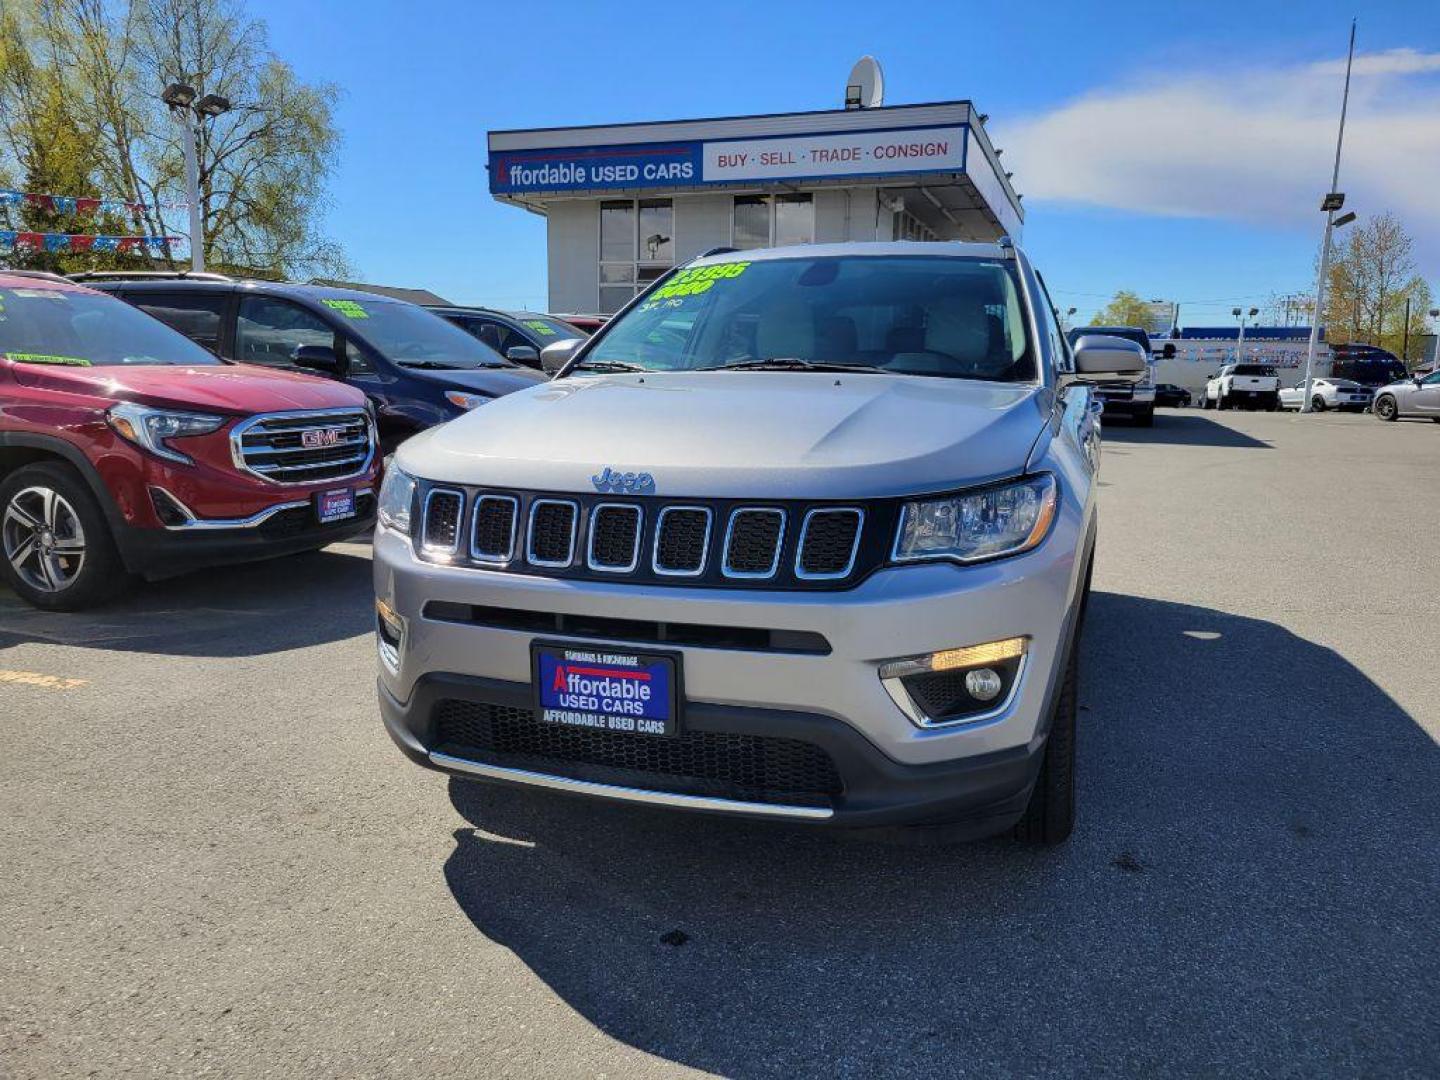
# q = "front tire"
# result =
<box><xmin>1015</xmin><ymin>647</ymin><xmax>1078</xmax><ymax>846</ymax></box>
<box><xmin>1374</xmin><ymin>395</ymin><xmax>1399</xmax><ymax>422</ymax></box>
<box><xmin>1311</xmin><ymin>396</ymin><xmax>1327</xmax><ymax>412</ymax></box>
<box><xmin>0</xmin><ymin>462</ymin><xmax>130</xmax><ymax>610</ymax></box>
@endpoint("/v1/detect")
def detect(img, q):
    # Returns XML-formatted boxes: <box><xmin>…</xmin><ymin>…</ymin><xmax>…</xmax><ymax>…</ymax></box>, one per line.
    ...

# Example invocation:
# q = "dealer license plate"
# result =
<box><xmin>532</xmin><ymin>644</ymin><xmax>679</xmax><ymax>738</ymax></box>
<box><xmin>315</xmin><ymin>487</ymin><xmax>356</xmax><ymax>524</ymax></box>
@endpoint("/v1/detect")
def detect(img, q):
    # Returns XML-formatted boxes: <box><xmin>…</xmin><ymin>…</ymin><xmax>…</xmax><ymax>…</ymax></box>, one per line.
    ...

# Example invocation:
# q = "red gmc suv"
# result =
<box><xmin>0</xmin><ymin>272</ymin><xmax>379</xmax><ymax>610</ymax></box>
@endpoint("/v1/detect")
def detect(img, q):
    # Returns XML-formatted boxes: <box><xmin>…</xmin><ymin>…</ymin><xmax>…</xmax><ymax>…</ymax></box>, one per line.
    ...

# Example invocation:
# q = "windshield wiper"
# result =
<box><xmin>571</xmin><ymin>359</ymin><xmax>646</xmax><ymax>373</ymax></box>
<box><xmin>695</xmin><ymin>357</ymin><xmax>880</xmax><ymax>373</ymax></box>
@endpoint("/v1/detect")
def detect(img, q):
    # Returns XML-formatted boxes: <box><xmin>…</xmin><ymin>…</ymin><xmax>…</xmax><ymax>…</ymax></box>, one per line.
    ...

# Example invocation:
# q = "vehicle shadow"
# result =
<box><xmin>0</xmin><ymin>542</ymin><xmax>373</xmax><ymax>656</ymax></box>
<box><xmin>441</xmin><ymin>592</ymin><xmax>1439</xmax><ymax>1076</ymax></box>
<box><xmin>1104</xmin><ymin>412</ymin><xmax>1272</xmax><ymax>448</ymax></box>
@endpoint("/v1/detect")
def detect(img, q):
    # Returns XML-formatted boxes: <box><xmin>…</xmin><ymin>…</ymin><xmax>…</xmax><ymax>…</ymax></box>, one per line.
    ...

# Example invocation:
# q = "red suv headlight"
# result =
<box><xmin>107</xmin><ymin>403</ymin><xmax>226</xmax><ymax>466</ymax></box>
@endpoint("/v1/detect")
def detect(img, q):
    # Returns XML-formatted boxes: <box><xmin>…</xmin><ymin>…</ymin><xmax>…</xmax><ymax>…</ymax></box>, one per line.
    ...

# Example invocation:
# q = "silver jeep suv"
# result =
<box><xmin>373</xmin><ymin>242</ymin><xmax>1142</xmax><ymax>844</ymax></box>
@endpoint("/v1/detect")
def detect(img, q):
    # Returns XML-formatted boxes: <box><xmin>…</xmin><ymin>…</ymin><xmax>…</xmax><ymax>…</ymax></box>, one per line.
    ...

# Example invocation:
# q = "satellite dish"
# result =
<box><xmin>845</xmin><ymin>56</ymin><xmax>884</xmax><ymax>110</ymax></box>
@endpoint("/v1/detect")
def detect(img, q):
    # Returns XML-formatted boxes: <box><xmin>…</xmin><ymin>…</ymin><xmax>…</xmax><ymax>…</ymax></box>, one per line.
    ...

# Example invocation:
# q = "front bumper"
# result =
<box><xmin>117</xmin><ymin>492</ymin><xmax>375</xmax><ymax>577</ymax></box>
<box><xmin>374</xmin><ymin>493</ymin><xmax>1091</xmax><ymax>826</ymax></box>
<box><xmin>380</xmin><ymin>673</ymin><xmax>1045</xmax><ymax>831</ymax></box>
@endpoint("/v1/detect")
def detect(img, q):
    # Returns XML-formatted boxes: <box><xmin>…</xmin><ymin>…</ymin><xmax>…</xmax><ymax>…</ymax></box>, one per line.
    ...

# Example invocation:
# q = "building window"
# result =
<box><xmin>897</xmin><ymin>209</ymin><xmax>938</xmax><ymax>242</ymax></box>
<box><xmin>731</xmin><ymin>194</ymin><xmax>814</xmax><ymax>250</ymax></box>
<box><xmin>598</xmin><ymin>198</ymin><xmax>673</xmax><ymax>314</ymax></box>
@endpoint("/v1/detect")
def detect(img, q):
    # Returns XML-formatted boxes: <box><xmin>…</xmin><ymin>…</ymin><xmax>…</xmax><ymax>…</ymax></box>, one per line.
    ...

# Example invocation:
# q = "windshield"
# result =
<box><xmin>0</xmin><ymin>285</ymin><xmax>222</xmax><ymax>367</ymax></box>
<box><xmin>338</xmin><ymin>299</ymin><xmax>511</xmax><ymax>369</ymax></box>
<box><xmin>580</xmin><ymin>255</ymin><xmax>1035</xmax><ymax>381</ymax></box>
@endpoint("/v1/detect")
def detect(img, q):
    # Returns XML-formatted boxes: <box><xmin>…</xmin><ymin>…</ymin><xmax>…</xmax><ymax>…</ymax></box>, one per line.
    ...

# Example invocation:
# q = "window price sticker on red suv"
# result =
<box><xmin>533</xmin><ymin>645</ymin><xmax>678</xmax><ymax>738</ymax></box>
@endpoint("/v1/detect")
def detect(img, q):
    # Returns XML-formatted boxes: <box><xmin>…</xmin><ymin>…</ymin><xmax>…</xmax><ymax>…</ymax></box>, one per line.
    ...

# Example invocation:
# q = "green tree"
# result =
<box><xmin>1090</xmin><ymin>290</ymin><xmax>1153</xmax><ymax>328</ymax></box>
<box><xmin>1324</xmin><ymin>212</ymin><xmax>1433</xmax><ymax>364</ymax></box>
<box><xmin>0</xmin><ymin>0</ymin><xmax>347</xmax><ymax>278</ymax></box>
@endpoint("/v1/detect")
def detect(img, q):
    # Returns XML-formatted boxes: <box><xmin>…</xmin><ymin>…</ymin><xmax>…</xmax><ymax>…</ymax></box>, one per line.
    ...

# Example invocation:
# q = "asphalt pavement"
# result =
<box><xmin>2</xmin><ymin>408</ymin><xmax>1438</xmax><ymax>1078</ymax></box>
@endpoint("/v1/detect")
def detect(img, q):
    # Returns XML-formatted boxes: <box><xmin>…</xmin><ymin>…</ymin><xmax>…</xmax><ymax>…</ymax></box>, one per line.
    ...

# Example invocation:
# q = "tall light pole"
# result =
<box><xmin>161</xmin><ymin>83</ymin><xmax>231</xmax><ymax>272</ymax></box>
<box><xmin>1233</xmin><ymin>306</ymin><xmax>1259</xmax><ymax>363</ymax></box>
<box><xmin>1300</xmin><ymin>20</ymin><xmax>1357</xmax><ymax>414</ymax></box>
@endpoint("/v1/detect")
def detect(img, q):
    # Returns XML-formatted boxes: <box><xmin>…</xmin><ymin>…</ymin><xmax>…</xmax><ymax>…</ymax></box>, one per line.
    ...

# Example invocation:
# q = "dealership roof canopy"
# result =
<box><xmin>487</xmin><ymin>100</ymin><xmax>1023</xmax><ymax>241</ymax></box>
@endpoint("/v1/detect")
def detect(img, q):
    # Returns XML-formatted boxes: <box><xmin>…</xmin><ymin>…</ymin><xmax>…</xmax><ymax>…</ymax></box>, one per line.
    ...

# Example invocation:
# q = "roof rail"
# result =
<box><xmin>66</xmin><ymin>270</ymin><xmax>235</xmax><ymax>283</ymax></box>
<box><xmin>698</xmin><ymin>246</ymin><xmax>739</xmax><ymax>258</ymax></box>
<box><xmin>0</xmin><ymin>269</ymin><xmax>71</xmax><ymax>284</ymax></box>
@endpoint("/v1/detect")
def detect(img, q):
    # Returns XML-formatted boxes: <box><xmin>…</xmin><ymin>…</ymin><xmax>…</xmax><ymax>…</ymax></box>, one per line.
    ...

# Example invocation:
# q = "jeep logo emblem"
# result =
<box><xmin>591</xmin><ymin>467</ymin><xmax>655</xmax><ymax>494</ymax></box>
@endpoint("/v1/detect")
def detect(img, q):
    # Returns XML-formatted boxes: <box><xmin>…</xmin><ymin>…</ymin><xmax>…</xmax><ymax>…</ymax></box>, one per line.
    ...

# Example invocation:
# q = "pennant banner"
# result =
<box><xmin>0</xmin><ymin>230</ymin><xmax>182</xmax><ymax>257</ymax></box>
<box><xmin>0</xmin><ymin>187</ymin><xmax>187</xmax><ymax>216</ymax></box>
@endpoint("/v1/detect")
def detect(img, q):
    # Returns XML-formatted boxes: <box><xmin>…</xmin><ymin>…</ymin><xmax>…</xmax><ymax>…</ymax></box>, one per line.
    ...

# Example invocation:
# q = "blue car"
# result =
<box><xmin>78</xmin><ymin>273</ymin><xmax>545</xmax><ymax>453</ymax></box>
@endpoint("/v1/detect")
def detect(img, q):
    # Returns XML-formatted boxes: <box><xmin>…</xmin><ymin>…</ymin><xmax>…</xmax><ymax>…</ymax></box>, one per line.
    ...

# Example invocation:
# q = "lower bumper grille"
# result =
<box><xmin>433</xmin><ymin>699</ymin><xmax>842</xmax><ymax>807</ymax></box>
<box><xmin>257</xmin><ymin>493</ymin><xmax>374</xmax><ymax>538</ymax></box>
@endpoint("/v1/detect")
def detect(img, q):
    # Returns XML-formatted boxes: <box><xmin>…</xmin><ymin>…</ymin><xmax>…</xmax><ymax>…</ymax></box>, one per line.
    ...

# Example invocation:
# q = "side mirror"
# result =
<box><xmin>540</xmin><ymin>338</ymin><xmax>581</xmax><ymax>375</ymax></box>
<box><xmin>291</xmin><ymin>343</ymin><xmax>340</xmax><ymax>375</ymax></box>
<box><xmin>505</xmin><ymin>344</ymin><xmax>540</xmax><ymax>367</ymax></box>
<box><xmin>1071</xmin><ymin>335</ymin><xmax>1147</xmax><ymax>383</ymax></box>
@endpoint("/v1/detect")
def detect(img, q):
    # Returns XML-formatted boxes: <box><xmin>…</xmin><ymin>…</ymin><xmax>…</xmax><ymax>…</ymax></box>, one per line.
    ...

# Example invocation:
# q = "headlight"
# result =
<box><xmin>893</xmin><ymin>474</ymin><xmax>1057</xmax><ymax>564</ymax></box>
<box><xmin>377</xmin><ymin>465</ymin><xmax>416</xmax><ymax>535</ymax></box>
<box><xmin>106</xmin><ymin>402</ymin><xmax>225</xmax><ymax>465</ymax></box>
<box><xmin>444</xmin><ymin>391</ymin><xmax>490</xmax><ymax>411</ymax></box>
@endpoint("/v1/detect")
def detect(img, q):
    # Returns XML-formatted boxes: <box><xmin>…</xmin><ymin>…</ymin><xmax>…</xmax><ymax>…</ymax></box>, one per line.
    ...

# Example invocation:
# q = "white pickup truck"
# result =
<box><xmin>1203</xmin><ymin>363</ymin><xmax>1281</xmax><ymax>411</ymax></box>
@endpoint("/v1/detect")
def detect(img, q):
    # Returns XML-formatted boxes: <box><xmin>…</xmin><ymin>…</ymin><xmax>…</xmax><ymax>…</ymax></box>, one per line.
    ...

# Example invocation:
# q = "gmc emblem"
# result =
<box><xmin>301</xmin><ymin>427</ymin><xmax>345</xmax><ymax>449</ymax></box>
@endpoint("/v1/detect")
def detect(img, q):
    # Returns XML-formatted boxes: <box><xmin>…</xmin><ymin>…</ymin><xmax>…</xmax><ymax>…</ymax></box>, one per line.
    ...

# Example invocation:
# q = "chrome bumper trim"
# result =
<box><xmin>157</xmin><ymin>488</ymin><xmax>373</xmax><ymax>531</ymax></box>
<box><xmin>429</xmin><ymin>749</ymin><xmax>835</xmax><ymax>820</ymax></box>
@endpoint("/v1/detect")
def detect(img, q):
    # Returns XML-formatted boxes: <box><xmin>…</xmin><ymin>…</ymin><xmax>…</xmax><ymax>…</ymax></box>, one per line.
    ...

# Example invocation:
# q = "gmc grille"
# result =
<box><xmin>233</xmin><ymin>409</ymin><xmax>373</xmax><ymax>484</ymax></box>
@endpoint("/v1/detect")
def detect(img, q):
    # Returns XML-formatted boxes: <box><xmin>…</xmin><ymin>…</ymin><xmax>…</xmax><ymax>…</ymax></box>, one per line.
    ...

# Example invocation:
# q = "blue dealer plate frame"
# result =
<box><xmin>531</xmin><ymin>642</ymin><xmax>682</xmax><ymax>738</ymax></box>
<box><xmin>314</xmin><ymin>487</ymin><xmax>356</xmax><ymax>524</ymax></box>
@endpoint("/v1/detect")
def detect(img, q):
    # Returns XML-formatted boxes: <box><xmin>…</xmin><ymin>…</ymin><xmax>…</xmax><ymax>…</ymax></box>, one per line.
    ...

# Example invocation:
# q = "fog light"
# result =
<box><xmin>965</xmin><ymin>667</ymin><xmax>1003</xmax><ymax>701</ymax></box>
<box><xmin>376</xmin><ymin>597</ymin><xmax>405</xmax><ymax>643</ymax></box>
<box><xmin>879</xmin><ymin>637</ymin><xmax>1028</xmax><ymax>728</ymax></box>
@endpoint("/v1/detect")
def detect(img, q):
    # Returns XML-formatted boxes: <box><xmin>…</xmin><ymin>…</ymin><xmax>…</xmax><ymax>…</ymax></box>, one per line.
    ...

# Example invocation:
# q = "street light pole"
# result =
<box><xmin>176</xmin><ymin>105</ymin><xmax>204</xmax><ymax>272</ymax></box>
<box><xmin>1301</xmin><ymin>20</ymin><xmax>1357</xmax><ymax>414</ymax></box>
<box><xmin>161</xmin><ymin>82</ymin><xmax>231</xmax><ymax>274</ymax></box>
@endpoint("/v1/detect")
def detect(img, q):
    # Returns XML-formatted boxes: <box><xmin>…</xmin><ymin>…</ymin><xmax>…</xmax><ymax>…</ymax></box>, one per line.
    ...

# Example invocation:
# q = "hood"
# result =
<box><xmin>398</xmin><ymin>371</ymin><xmax>1048</xmax><ymax>500</ymax></box>
<box><xmin>401</xmin><ymin>364</ymin><xmax>547</xmax><ymax>397</ymax></box>
<box><xmin>11</xmin><ymin>362</ymin><xmax>365</xmax><ymax>413</ymax></box>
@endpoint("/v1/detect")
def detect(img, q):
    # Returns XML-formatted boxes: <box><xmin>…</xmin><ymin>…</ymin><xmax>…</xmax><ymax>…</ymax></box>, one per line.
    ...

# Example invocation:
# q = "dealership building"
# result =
<box><xmin>487</xmin><ymin>100</ymin><xmax>1023</xmax><ymax>315</ymax></box>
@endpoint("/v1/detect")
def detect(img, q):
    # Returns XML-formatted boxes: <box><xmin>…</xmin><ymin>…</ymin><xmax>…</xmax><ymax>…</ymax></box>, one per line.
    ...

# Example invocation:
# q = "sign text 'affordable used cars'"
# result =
<box><xmin>489</xmin><ymin>126</ymin><xmax>969</xmax><ymax>194</ymax></box>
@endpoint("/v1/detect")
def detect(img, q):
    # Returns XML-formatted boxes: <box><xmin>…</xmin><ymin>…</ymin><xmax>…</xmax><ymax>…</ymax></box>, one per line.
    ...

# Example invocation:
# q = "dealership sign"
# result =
<box><xmin>490</xmin><ymin>125</ymin><xmax>969</xmax><ymax>194</ymax></box>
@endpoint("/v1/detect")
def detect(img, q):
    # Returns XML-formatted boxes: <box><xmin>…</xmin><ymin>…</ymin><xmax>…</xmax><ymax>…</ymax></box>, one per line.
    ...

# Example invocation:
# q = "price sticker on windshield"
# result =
<box><xmin>639</xmin><ymin>262</ymin><xmax>751</xmax><ymax>312</ymax></box>
<box><xmin>5</xmin><ymin>352</ymin><xmax>91</xmax><ymax>366</ymax></box>
<box><xmin>322</xmin><ymin>299</ymin><xmax>370</xmax><ymax>319</ymax></box>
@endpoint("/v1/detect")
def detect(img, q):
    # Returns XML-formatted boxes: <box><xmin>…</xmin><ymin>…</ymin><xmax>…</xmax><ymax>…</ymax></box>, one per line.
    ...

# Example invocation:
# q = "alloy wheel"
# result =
<box><xmin>2</xmin><ymin>485</ymin><xmax>87</xmax><ymax>593</ymax></box>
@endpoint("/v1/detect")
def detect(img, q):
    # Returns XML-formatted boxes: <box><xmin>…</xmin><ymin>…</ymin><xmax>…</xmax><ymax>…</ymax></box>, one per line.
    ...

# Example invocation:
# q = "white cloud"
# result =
<box><xmin>1005</xmin><ymin>49</ymin><xmax>1440</xmax><ymax>267</ymax></box>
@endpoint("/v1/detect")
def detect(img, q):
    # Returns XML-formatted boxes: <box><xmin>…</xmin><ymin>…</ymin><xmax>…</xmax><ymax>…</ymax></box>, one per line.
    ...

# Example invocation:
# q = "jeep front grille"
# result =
<box><xmin>587</xmin><ymin>504</ymin><xmax>641</xmax><ymax>572</ymax></box>
<box><xmin>421</xmin><ymin>489</ymin><xmax>463</xmax><ymax>553</ymax></box>
<box><xmin>654</xmin><ymin>506</ymin><xmax>711</xmax><ymax>576</ymax></box>
<box><xmin>795</xmin><ymin>509</ymin><xmax>863</xmax><ymax>579</ymax></box>
<box><xmin>470</xmin><ymin>495</ymin><xmax>518</xmax><ymax>563</ymax></box>
<box><xmin>232</xmin><ymin>409</ymin><xmax>373</xmax><ymax>484</ymax></box>
<box><xmin>723</xmin><ymin>509</ymin><xmax>785</xmax><ymax>578</ymax></box>
<box><xmin>528</xmin><ymin>500</ymin><xmax>578</xmax><ymax>566</ymax></box>
<box><xmin>414</xmin><ymin>485</ymin><xmax>878</xmax><ymax>590</ymax></box>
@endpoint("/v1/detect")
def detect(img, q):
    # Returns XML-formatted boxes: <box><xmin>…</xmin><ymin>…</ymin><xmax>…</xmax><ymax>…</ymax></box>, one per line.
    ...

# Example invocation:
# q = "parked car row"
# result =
<box><xmin>0</xmin><ymin>270</ymin><xmax>598</xmax><ymax>609</ymax></box>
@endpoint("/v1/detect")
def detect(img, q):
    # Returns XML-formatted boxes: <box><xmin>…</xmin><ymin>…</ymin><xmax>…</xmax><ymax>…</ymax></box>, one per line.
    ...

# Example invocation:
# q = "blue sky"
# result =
<box><xmin>253</xmin><ymin>0</ymin><xmax>1439</xmax><ymax>324</ymax></box>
